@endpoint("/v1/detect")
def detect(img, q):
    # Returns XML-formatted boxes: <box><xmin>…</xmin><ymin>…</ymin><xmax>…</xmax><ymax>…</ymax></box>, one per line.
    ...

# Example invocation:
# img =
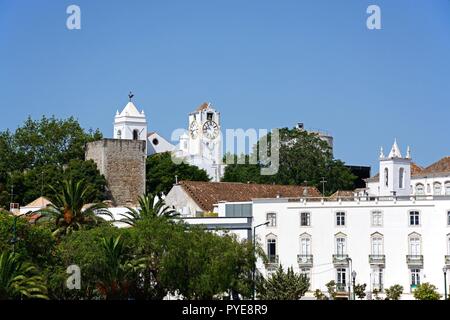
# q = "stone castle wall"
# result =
<box><xmin>86</xmin><ymin>139</ymin><xmax>146</xmax><ymax>206</ymax></box>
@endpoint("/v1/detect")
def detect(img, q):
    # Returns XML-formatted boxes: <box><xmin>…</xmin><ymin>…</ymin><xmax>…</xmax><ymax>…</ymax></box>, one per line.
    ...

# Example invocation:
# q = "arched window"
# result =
<box><xmin>299</xmin><ymin>233</ymin><xmax>312</xmax><ymax>255</ymax></box>
<box><xmin>408</xmin><ymin>233</ymin><xmax>421</xmax><ymax>256</ymax></box>
<box><xmin>335</xmin><ymin>233</ymin><xmax>347</xmax><ymax>255</ymax></box>
<box><xmin>433</xmin><ymin>182</ymin><xmax>442</xmax><ymax>195</ymax></box>
<box><xmin>267</xmin><ymin>213</ymin><xmax>277</xmax><ymax>227</ymax></box>
<box><xmin>371</xmin><ymin>233</ymin><xmax>384</xmax><ymax>255</ymax></box>
<box><xmin>445</xmin><ymin>182</ymin><xmax>450</xmax><ymax>195</ymax></box>
<box><xmin>133</xmin><ymin>129</ymin><xmax>139</xmax><ymax>140</ymax></box>
<box><xmin>415</xmin><ymin>183</ymin><xmax>425</xmax><ymax>195</ymax></box>
<box><xmin>399</xmin><ymin>168</ymin><xmax>404</xmax><ymax>189</ymax></box>
<box><xmin>384</xmin><ymin>168</ymin><xmax>389</xmax><ymax>187</ymax></box>
<box><xmin>117</xmin><ymin>130</ymin><xmax>122</xmax><ymax>139</ymax></box>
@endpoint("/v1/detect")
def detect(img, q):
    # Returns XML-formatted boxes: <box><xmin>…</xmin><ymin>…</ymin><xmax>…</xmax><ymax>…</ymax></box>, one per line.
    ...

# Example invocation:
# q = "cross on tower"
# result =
<box><xmin>128</xmin><ymin>91</ymin><xmax>134</xmax><ymax>101</ymax></box>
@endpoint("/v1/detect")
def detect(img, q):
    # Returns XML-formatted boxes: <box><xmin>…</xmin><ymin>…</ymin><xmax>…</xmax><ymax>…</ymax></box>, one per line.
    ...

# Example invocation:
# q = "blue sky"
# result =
<box><xmin>1</xmin><ymin>0</ymin><xmax>449</xmax><ymax>172</ymax></box>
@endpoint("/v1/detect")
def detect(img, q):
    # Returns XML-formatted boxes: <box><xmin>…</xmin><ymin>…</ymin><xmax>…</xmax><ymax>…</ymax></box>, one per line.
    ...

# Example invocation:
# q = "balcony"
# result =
<box><xmin>445</xmin><ymin>255</ymin><xmax>450</xmax><ymax>267</ymax></box>
<box><xmin>332</xmin><ymin>254</ymin><xmax>349</xmax><ymax>267</ymax></box>
<box><xmin>265</xmin><ymin>255</ymin><xmax>279</xmax><ymax>269</ymax></box>
<box><xmin>297</xmin><ymin>254</ymin><xmax>313</xmax><ymax>267</ymax></box>
<box><xmin>336</xmin><ymin>283</ymin><xmax>348</xmax><ymax>293</ymax></box>
<box><xmin>369</xmin><ymin>254</ymin><xmax>386</xmax><ymax>266</ymax></box>
<box><xmin>406</xmin><ymin>255</ymin><xmax>424</xmax><ymax>267</ymax></box>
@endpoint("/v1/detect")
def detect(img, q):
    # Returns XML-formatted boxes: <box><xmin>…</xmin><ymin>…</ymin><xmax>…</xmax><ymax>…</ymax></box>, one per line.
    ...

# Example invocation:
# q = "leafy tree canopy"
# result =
<box><xmin>0</xmin><ymin>116</ymin><xmax>105</xmax><ymax>207</ymax></box>
<box><xmin>222</xmin><ymin>127</ymin><xmax>356</xmax><ymax>196</ymax></box>
<box><xmin>146</xmin><ymin>152</ymin><xmax>210</xmax><ymax>195</ymax></box>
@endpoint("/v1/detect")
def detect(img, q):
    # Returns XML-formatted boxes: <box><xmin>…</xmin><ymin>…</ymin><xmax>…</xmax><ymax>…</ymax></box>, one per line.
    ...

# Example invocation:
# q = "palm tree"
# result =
<box><xmin>96</xmin><ymin>236</ymin><xmax>145</xmax><ymax>299</ymax></box>
<box><xmin>119</xmin><ymin>194</ymin><xmax>179</xmax><ymax>226</ymax></box>
<box><xmin>38</xmin><ymin>179</ymin><xmax>112</xmax><ymax>237</ymax></box>
<box><xmin>0</xmin><ymin>252</ymin><xmax>48</xmax><ymax>299</ymax></box>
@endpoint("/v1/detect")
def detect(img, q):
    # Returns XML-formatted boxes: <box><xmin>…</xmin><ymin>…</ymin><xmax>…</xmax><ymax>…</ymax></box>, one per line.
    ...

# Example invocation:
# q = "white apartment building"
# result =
<box><xmin>176</xmin><ymin>141</ymin><xmax>450</xmax><ymax>299</ymax></box>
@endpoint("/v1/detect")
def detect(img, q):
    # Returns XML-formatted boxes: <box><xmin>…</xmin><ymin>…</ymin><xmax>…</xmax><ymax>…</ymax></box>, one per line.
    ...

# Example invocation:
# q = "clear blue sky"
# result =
<box><xmin>1</xmin><ymin>0</ymin><xmax>449</xmax><ymax>172</ymax></box>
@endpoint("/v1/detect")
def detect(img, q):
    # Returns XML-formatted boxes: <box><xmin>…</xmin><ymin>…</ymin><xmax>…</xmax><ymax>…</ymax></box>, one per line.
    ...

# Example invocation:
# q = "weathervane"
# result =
<box><xmin>128</xmin><ymin>91</ymin><xmax>134</xmax><ymax>101</ymax></box>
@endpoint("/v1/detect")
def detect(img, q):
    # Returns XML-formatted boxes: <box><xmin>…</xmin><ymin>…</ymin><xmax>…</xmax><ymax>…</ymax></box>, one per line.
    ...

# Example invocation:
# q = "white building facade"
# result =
<box><xmin>192</xmin><ymin>141</ymin><xmax>450</xmax><ymax>299</ymax></box>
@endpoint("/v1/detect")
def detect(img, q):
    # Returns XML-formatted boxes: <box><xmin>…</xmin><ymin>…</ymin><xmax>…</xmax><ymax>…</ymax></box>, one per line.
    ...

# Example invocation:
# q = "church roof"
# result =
<box><xmin>329</xmin><ymin>190</ymin><xmax>355</xmax><ymax>200</ymax></box>
<box><xmin>388</xmin><ymin>139</ymin><xmax>402</xmax><ymax>158</ymax></box>
<box><xmin>23</xmin><ymin>196</ymin><xmax>53</xmax><ymax>208</ymax></box>
<box><xmin>421</xmin><ymin>156</ymin><xmax>450</xmax><ymax>175</ymax></box>
<box><xmin>118</xmin><ymin>102</ymin><xmax>144</xmax><ymax>117</ymax></box>
<box><xmin>178</xmin><ymin>180</ymin><xmax>322</xmax><ymax>212</ymax></box>
<box><xmin>196</xmin><ymin>102</ymin><xmax>211</xmax><ymax>111</ymax></box>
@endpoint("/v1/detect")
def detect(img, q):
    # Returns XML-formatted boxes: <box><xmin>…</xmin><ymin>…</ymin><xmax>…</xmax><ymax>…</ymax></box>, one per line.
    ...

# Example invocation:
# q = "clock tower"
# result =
<box><xmin>185</xmin><ymin>102</ymin><xmax>223</xmax><ymax>181</ymax></box>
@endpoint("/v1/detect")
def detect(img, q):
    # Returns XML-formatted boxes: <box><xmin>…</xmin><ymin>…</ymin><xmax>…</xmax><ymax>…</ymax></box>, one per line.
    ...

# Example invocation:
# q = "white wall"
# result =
<box><xmin>252</xmin><ymin>197</ymin><xmax>450</xmax><ymax>299</ymax></box>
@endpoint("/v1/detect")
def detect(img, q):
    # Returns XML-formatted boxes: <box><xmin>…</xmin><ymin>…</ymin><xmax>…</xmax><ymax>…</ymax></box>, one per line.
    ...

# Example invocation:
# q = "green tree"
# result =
<box><xmin>119</xmin><ymin>194</ymin><xmax>179</xmax><ymax>226</ymax></box>
<box><xmin>354</xmin><ymin>283</ymin><xmax>367</xmax><ymax>300</ymax></box>
<box><xmin>256</xmin><ymin>265</ymin><xmax>310</xmax><ymax>300</ymax></box>
<box><xmin>0</xmin><ymin>116</ymin><xmax>104</xmax><ymax>208</ymax></box>
<box><xmin>325</xmin><ymin>280</ymin><xmax>337</xmax><ymax>300</ymax></box>
<box><xmin>384</xmin><ymin>284</ymin><xmax>403</xmax><ymax>300</ymax></box>
<box><xmin>0</xmin><ymin>252</ymin><xmax>48</xmax><ymax>299</ymax></box>
<box><xmin>222</xmin><ymin>128</ymin><xmax>356</xmax><ymax>195</ymax></box>
<box><xmin>146</xmin><ymin>152</ymin><xmax>209</xmax><ymax>195</ymax></box>
<box><xmin>38</xmin><ymin>179</ymin><xmax>112</xmax><ymax>237</ymax></box>
<box><xmin>314</xmin><ymin>289</ymin><xmax>328</xmax><ymax>300</ymax></box>
<box><xmin>413</xmin><ymin>283</ymin><xmax>442</xmax><ymax>300</ymax></box>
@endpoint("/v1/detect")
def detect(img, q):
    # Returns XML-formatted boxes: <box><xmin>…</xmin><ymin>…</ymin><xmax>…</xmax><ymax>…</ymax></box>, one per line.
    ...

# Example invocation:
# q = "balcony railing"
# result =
<box><xmin>369</xmin><ymin>254</ymin><xmax>386</xmax><ymax>266</ymax></box>
<box><xmin>266</xmin><ymin>255</ymin><xmax>279</xmax><ymax>267</ymax></box>
<box><xmin>297</xmin><ymin>254</ymin><xmax>313</xmax><ymax>267</ymax></box>
<box><xmin>332</xmin><ymin>254</ymin><xmax>349</xmax><ymax>266</ymax></box>
<box><xmin>336</xmin><ymin>283</ymin><xmax>348</xmax><ymax>293</ymax></box>
<box><xmin>406</xmin><ymin>255</ymin><xmax>424</xmax><ymax>267</ymax></box>
<box><xmin>445</xmin><ymin>255</ymin><xmax>450</xmax><ymax>267</ymax></box>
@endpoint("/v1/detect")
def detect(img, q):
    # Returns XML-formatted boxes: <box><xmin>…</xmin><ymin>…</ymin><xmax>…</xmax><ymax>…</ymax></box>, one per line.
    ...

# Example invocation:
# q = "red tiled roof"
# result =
<box><xmin>179</xmin><ymin>180</ymin><xmax>322</xmax><ymax>212</ymax></box>
<box><xmin>329</xmin><ymin>190</ymin><xmax>354</xmax><ymax>200</ymax></box>
<box><xmin>421</xmin><ymin>156</ymin><xmax>450</xmax><ymax>175</ymax></box>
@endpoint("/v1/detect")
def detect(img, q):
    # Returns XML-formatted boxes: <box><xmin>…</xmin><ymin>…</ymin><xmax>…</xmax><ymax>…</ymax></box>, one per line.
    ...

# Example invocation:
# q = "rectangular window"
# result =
<box><xmin>409</xmin><ymin>211</ymin><xmax>420</xmax><ymax>226</ymax></box>
<box><xmin>300</xmin><ymin>212</ymin><xmax>311</xmax><ymax>226</ymax></box>
<box><xmin>300</xmin><ymin>237</ymin><xmax>311</xmax><ymax>255</ymax></box>
<box><xmin>409</xmin><ymin>237</ymin><xmax>421</xmax><ymax>256</ymax></box>
<box><xmin>372</xmin><ymin>268</ymin><xmax>384</xmax><ymax>291</ymax></box>
<box><xmin>267</xmin><ymin>213</ymin><xmax>277</xmax><ymax>227</ymax></box>
<box><xmin>267</xmin><ymin>238</ymin><xmax>277</xmax><ymax>262</ymax></box>
<box><xmin>336</xmin><ymin>212</ymin><xmax>346</xmax><ymax>226</ymax></box>
<box><xmin>447</xmin><ymin>211</ymin><xmax>450</xmax><ymax>226</ymax></box>
<box><xmin>411</xmin><ymin>269</ymin><xmax>421</xmax><ymax>286</ymax></box>
<box><xmin>371</xmin><ymin>237</ymin><xmax>383</xmax><ymax>255</ymax></box>
<box><xmin>336</xmin><ymin>237</ymin><xmax>346</xmax><ymax>255</ymax></box>
<box><xmin>207</xmin><ymin>112</ymin><xmax>213</xmax><ymax>121</ymax></box>
<box><xmin>337</xmin><ymin>268</ymin><xmax>347</xmax><ymax>286</ymax></box>
<box><xmin>372</xmin><ymin>211</ymin><xmax>383</xmax><ymax>227</ymax></box>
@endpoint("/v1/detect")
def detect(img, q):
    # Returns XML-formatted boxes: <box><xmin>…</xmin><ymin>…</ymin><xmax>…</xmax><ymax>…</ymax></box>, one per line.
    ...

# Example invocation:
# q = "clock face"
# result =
<box><xmin>202</xmin><ymin>120</ymin><xmax>219</xmax><ymax>139</ymax></box>
<box><xmin>189</xmin><ymin>121</ymin><xmax>199</xmax><ymax>139</ymax></box>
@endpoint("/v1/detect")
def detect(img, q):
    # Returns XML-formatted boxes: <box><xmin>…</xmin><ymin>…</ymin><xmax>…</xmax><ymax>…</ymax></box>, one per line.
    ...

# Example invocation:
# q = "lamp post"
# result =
<box><xmin>444</xmin><ymin>267</ymin><xmax>448</xmax><ymax>300</ymax></box>
<box><xmin>252</xmin><ymin>221</ymin><xmax>270</xmax><ymax>300</ymax></box>
<box><xmin>347</xmin><ymin>257</ymin><xmax>352</xmax><ymax>300</ymax></box>
<box><xmin>352</xmin><ymin>270</ymin><xmax>357</xmax><ymax>300</ymax></box>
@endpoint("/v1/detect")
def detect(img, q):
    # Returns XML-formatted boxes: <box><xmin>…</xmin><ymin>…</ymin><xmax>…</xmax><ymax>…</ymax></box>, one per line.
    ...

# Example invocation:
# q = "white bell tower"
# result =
<box><xmin>379</xmin><ymin>139</ymin><xmax>412</xmax><ymax>197</ymax></box>
<box><xmin>185</xmin><ymin>102</ymin><xmax>224</xmax><ymax>181</ymax></box>
<box><xmin>114</xmin><ymin>92</ymin><xmax>148</xmax><ymax>152</ymax></box>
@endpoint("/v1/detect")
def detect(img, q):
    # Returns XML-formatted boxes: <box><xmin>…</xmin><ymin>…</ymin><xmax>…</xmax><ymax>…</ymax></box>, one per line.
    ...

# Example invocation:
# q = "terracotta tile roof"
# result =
<box><xmin>329</xmin><ymin>190</ymin><xmax>355</xmax><ymax>200</ymax></box>
<box><xmin>23</xmin><ymin>196</ymin><xmax>53</xmax><ymax>208</ymax></box>
<box><xmin>179</xmin><ymin>180</ymin><xmax>322</xmax><ymax>212</ymax></box>
<box><xmin>421</xmin><ymin>156</ymin><xmax>450</xmax><ymax>175</ymax></box>
<box><xmin>196</xmin><ymin>102</ymin><xmax>210</xmax><ymax>111</ymax></box>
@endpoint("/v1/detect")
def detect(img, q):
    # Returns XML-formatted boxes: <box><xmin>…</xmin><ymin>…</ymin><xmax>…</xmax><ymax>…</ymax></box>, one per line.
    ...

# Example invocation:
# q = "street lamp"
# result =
<box><xmin>252</xmin><ymin>221</ymin><xmax>270</xmax><ymax>300</ymax></box>
<box><xmin>443</xmin><ymin>267</ymin><xmax>448</xmax><ymax>300</ymax></box>
<box><xmin>347</xmin><ymin>257</ymin><xmax>352</xmax><ymax>300</ymax></box>
<box><xmin>352</xmin><ymin>270</ymin><xmax>357</xmax><ymax>300</ymax></box>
